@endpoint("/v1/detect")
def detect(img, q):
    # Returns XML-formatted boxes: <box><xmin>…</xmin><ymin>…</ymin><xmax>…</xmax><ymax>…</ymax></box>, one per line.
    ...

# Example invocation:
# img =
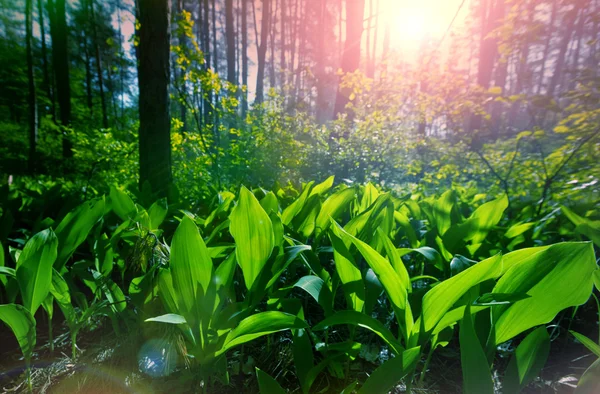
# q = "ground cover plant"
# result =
<box><xmin>1</xmin><ymin>180</ymin><xmax>599</xmax><ymax>393</ymax></box>
<box><xmin>2</xmin><ymin>0</ymin><xmax>600</xmax><ymax>392</ymax></box>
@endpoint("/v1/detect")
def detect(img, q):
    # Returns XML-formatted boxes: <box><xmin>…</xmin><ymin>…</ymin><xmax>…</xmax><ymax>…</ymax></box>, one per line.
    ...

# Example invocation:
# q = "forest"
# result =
<box><xmin>0</xmin><ymin>0</ymin><xmax>599</xmax><ymax>392</ymax></box>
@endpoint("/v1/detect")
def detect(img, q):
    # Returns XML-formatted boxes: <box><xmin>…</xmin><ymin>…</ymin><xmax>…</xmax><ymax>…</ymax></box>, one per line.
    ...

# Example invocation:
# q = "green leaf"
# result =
<box><xmin>505</xmin><ymin>222</ymin><xmax>535</xmax><ymax>239</ymax></box>
<box><xmin>54</xmin><ymin>198</ymin><xmax>105</xmax><ymax>270</ymax></box>
<box><xmin>148</xmin><ymin>198</ymin><xmax>168</xmax><ymax>229</ymax></box>
<box><xmin>170</xmin><ymin>216</ymin><xmax>213</xmax><ymax>316</ymax></box>
<box><xmin>310</xmin><ymin>175</ymin><xmax>335</xmax><ymax>197</ymax></box>
<box><xmin>218</xmin><ymin>311</ymin><xmax>307</xmax><ymax>356</ymax></box>
<box><xmin>492</xmin><ymin>243</ymin><xmax>597</xmax><ymax>344</ymax></box>
<box><xmin>571</xmin><ymin>331</ymin><xmax>600</xmax><ymax>358</ymax></box>
<box><xmin>460</xmin><ymin>304</ymin><xmax>494</xmax><ymax>394</ymax></box>
<box><xmin>561</xmin><ymin>206</ymin><xmax>600</xmax><ymax>247</ymax></box>
<box><xmin>282</xmin><ymin>181</ymin><xmax>314</xmax><ymax>225</ymax></box>
<box><xmin>256</xmin><ymin>368</ymin><xmax>286</xmax><ymax>394</ymax></box>
<box><xmin>432</xmin><ymin>190</ymin><xmax>455</xmax><ymax>236</ymax></box>
<box><xmin>313</xmin><ymin>310</ymin><xmax>403</xmax><ymax>354</ymax></box>
<box><xmin>110</xmin><ymin>186</ymin><xmax>137</xmax><ymax>221</ymax></box>
<box><xmin>0</xmin><ymin>304</ymin><xmax>36</xmax><ymax>359</ymax></box>
<box><xmin>16</xmin><ymin>229</ymin><xmax>58</xmax><ymax>315</ymax></box>
<box><xmin>474</xmin><ymin>292</ymin><xmax>531</xmax><ymax>306</ymax></box>
<box><xmin>230</xmin><ymin>186</ymin><xmax>275</xmax><ymax>290</ymax></box>
<box><xmin>293</xmin><ymin>276</ymin><xmax>333</xmax><ymax>316</ymax></box>
<box><xmin>145</xmin><ymin>314</ymin><xmax>188</xmax><ymax>325</ymax></box>
<box><xmin>504</xmin><ymin>327</ymin><xmax>550</xmax><ymax>393</ymax></box>
<box><xmin>576</xmin><ymin>358</ymin><xmax>600</xmax><ymax>394</ymax></box>
<box><xmin>357</xmin><ymin>346</ymin><xmax>421</xmax><ymax>394</ymax></box>
<box><xmin>0</xmin><ymin>266</ymin><xmax>16</xmax><ymax>278</ymax></box>
<box><xmin>421</xmin><ymin>254</ymin><xmax>502</xmax><ymax>334</ymax></box>
<box><xmin>329</xmin><ymin>232</ymin><xmax>364</xmax><ymax>312</ymax></box>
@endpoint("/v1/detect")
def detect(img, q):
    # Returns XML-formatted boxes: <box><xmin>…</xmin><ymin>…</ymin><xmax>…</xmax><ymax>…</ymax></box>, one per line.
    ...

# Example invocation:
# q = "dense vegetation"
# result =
<box><xmin>0</xmin><ymin>0</ymin><xmax>599</xmax><ymax>392</ymax></box>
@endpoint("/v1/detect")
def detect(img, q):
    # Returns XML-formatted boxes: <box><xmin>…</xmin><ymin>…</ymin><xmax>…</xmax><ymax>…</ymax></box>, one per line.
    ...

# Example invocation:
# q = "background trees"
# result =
<box><xmin>0</xmin><ymin>0</ymin><xmax>597</xmax><ymax>208</ymax></box>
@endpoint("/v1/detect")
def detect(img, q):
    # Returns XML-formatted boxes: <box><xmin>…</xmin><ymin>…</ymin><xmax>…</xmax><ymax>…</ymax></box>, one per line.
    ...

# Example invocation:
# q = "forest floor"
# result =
<box><xmin>0</xmin><ymin>307</ymin><xmax>596</xmax><ymax>394</ymax></box>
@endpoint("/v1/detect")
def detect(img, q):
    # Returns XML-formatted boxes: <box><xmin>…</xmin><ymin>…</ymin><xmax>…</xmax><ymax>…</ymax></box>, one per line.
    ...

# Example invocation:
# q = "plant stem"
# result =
<box><xmin>48</xmin><ymin>315</ymin><xmax>54</xmax><ymax>353</ymax></box>
<box><xmin>25</xmin><ymin>357</ymin><xmax>32</xmax><ymax>393</ymax></box>
<box><xmin>71</xmin><ymin>332</ymin><xmax>77</xmax><ymax>361</ymax></box>
<box><xmin>418</xmin><ymin>344</ymin><xmax>435</xmax><ymax>385</ymax></box>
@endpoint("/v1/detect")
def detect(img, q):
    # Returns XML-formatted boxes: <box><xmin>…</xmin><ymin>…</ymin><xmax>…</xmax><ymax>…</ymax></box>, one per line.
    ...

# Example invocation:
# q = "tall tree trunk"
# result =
<box><xmin>90</xmin><ymin>0</ymin><xmax>108</xmax><ymax>128</ymax></box>
<box><xmin>37</xmin><ymin>0</ymin><xmax>55</xmax><ymax>121</ymax></box>
<box><xmin>269</xmin><ymin>0</ymin><xmax>277</xmax><ymax>89</ymax></box>
<box><xmin>241</xmin><ymin>0</ymin><xmax>248</xmax><ymax>115</ymax></box>
<box><xmin>333</xmin><ymin>0</ymin><xmax>365</xmax><ymax>117</ymax></box>
<box><xmin>536</xmin><ymin>0</ymin><xmax>557</xmax><ymax>94</ymax></box>
<box><xmin>26</xmin><ymin>0</ymin><xmax>38</xmax><ymax>172</ymax></box>
<box><xmin>367</xmin><ymin>0</ymin><xmax>379</xmax><ymax>78</ymax></box>
<box><xmin>255</xmin><ymin>0</ymin><xmax>271</xmax><ymax>104</ymax></box>
<box><xmin>211</xmin><ymin>0</ymin><xmax>218</xmax><ymax>72</ymax></box>
<box><xmin>83</xmin><ymin>30</ymin><xmax>94</xmax><ymax>117</ymax></box>
<box><xmin>316</xmin><ymin>0</ymin><xmax>327</xmax><ymax>123</ymax></box>
<box><xmin>203</xmin><ymin>0</ymin><xmax>211</xmax><ymax>68</ymax></box>
<box><xmin>546</xmin><ymin>4</ymin><xmax>578</xmax><ymax>97</ymax></box>
<box><xmin>48</xmin><ymin>0</ymin><xmax>72</xmax><ymax>157</ymax></box>
<box><xmin>176</xmin><ymin>0</ymin><xmax>188</xmax><ymax>131</ymax></box>
<box><xmin>280</xmin><ymin>0</ymin><xmax>286</xmax><ymax>86</ymax></box>
<box><xmin>138</xmin><ymin>0</ymin><xmax>172</xmax><ymax>196</ymax></box>
<box><xmin>225</xmin><ymin>0</ymin><xmax>236</xmax><ymax>84</ymax></box>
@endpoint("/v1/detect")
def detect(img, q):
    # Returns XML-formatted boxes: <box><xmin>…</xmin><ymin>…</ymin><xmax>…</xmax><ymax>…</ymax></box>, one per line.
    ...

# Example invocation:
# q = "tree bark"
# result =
<box><xmin>90</xmin><ymin>0</ymin><xmax>109</xmax><ymax>128</ymax></box>
<box><xmin>37</xmin><ymin>0</ymin><xmax>55</xmax><ymax>121</ymax></box>
<box><xmin>48</xmin><ymin>0</ymin><xmax>72</xmax><ymax>157</ymax></box>
<box><xmin>241</xmin><ymin>0</ymin><xmax>248</xmax><ymax>115</ymax></box>
<box><xmin>212</xmin><ymin>0</ymin><xmax>218</xmax><ymax>72</ymax></box>
<box><xmin>333</xmin><ymin>0</ymin><xmax>365</xmax><ymax>117</ymax></box>
<box><xmin>546</xmin><ymin>3</ymin><xmax>578</xmax><ymax>97</ymax></box>
<box><xmin>138</xmin><ymin>0</ymin><xmax>172</xmax><ymax>197</ymax></box>
<box><xmin>255</xmin><ymin>0</ymin><xmax>271</xmax><ymax>104</ymax></box>
<box><xmin>225</xmin><ymin>0</ymin><xmax>236</xmax><ymax>84</ymax></box>
<box><xmin>26</xmin><ymin>0</ymin><xmax>38</xmax><ymax>172</ymax></box>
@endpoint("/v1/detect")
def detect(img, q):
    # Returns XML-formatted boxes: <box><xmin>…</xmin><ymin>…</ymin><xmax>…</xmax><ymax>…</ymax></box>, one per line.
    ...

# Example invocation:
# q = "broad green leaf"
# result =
<box><xmin>398</xmin><ymin>246</ymin><xmax>443</xmax><ymax>271</ymax></box>
<box><xmin>0</xmin><ymin>266</ymin><xmax>16</xmax><ymax>278</ymax></box>
<box><xmin>292</xmin><ymin>194</ymin><xmax>321</xmax><ymax>238</ymax></box>
<box><xmin>380</xmin><ymin>230</ymin><xmax>410</xmax><ymax>292</ymax></box>
<box><xmin>460</xmin><ymin>304</ymin><xmax>494</xmax><ymax>394</ymax></box>
<box><xmin>571</xmin><ymin>331</ymin><xmax>600</xmax><ymax>358</ymax></box>
<box><xmin>492</xmin><ymin>243</ymin><xmax>596</xmax><ymax>344</ymax></box>
<box><xmin>293</xmin><ymin>275</ymin><xmax>333</xmax><ymax>316</ymax></box>
<box><xmin>309</xmin><ymin>175</ymin><xmax>335</xmax><ymax>197</ymax></box>
<box><xmin>145</xmin><ymin>314</ymin><xmax>188</xmax><ymax>325</ymax></box>
<box><xmin>313</xmin><ymin>310</ymin><xmax>403</xmax><ymax>354</ymax></box>
<box><xmin>158</xmin><ymin>269</ymin><xmax>180</xmax><ymax>313</ymax></box>
<box><xmin>576</xmin><ymin>358</ymin><xmax>600</xmax><ymax>394</ymax></box>
<box><xmin>562</xmin><ymin>206</ymin><xmax>600</xmax><ymax>247</ymax></box>
<box><xmin>110</xmin><ymin>186</ymin><xmax>137</xmax><ymax>221</ymax></box>
<box><xmin>504</xmin><ymin>327</ymin><xmax>550</xmax><ymax>393</ymax></box>
<box><xmin>282</xmin><ymin>181</ymin><xmax>314</xmax><ymax>225</ymax></box>
<box><xmin>260</xmin><ymin>191</ymin><xmax>279</xmax><ymax>215</ymax></box>
<box><xmin>0</xmin><ymin>304</ymin><xmax>36</xmax><ymax>358</ymax></box>
<box><xmin>505</xmin><ymin>222</ymin><xmax>535</xmax><ymax>239</ymax></box>
<box><xmin>357</xmin><ymin>346</ymin><xmax>421</xmax><ymax>394</ymax></box>
<box><xmin>218</xmin><ymin>311</ymin><xmax>307</xmax><ymax>355</ymax></box>
<box><xmin>256</xmin><ymin>368</ymin><xmax>286</xmax><ymax>394</ymax></box>
<box><xmin>55</xmin><ymin>198</ymin><xmax>105</xmax><ymax>270</ymax></box>
<box><xmin>16</xmin><ymin>229</ymin><xmax>58</xmax><ymax>315</ymax></box>
<box><xmin>148</xmin><ymin>198</ymin><xmax>168</xmax><ymax>229</ymax></box>
<box><xmin>49</xmin><ymin>269</ymin><xmax>75</xmax><ymax>324</ymax></box>
<box><xmin>394</xmin><ymin>210</ymin><xmax>418</xmax><ymax>248</ymax></box>
<box><xmin>432</xmin><ymin>190</ymin><xmax>455</xmax><ymax>236</ymax></box>
<box><xmin>329</xmin><ymin>232</ymin><xmax>364</xmax><ymax>312</ymax></box>
<box><xmin>0</xmin><ymin>242</ymin><xmax>5</xmax><ymax>287</ymax></box>
<box><xmin>359</xmin><ymin>182</ymin><xmax>380</xmax><ymax>212</ymax></box>
<box><xmin>474</xmin><ymin>292</ymin><xmax>531</xmax><ymax>306</ymax></box>
<box><xmin>170</xmin><ymin>216</ymin><xmax>213</xmax><ymax>315</ymax></box>
<box><xmin>421</xmin><ymin>254</ymin><xmax>502</xmax><ymax>333</ymax></box>
<box><xmin>230</xmin><ymin>186</ymin><xmax>274</xmax><ymax>290</ymax></box>
<box><xmin>432</xmin><ymin>305</ymin><xmax>489</xmax><ymax>335</ymax></box>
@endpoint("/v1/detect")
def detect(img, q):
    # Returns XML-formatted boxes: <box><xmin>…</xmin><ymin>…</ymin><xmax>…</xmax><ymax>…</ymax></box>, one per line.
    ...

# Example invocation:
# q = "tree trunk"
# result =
<box><xmin>203</xmin><ymin>0</ymin><xmax>211</xmax><ymax>68</ymax></box>
<box><xmin>90</xmin><ymin>0</ymin><xmax>108</xmax><ymax>128</ymax></box>
<box><xmin>212</xmin><ymin>0</ymin><xmax>218</xmax><ymax>72</ymax></box>
<box><xmin>48</xmin><ymin>0</ymin><xmax>72</xmax><ymax>157</ymax></box>
<box><xmin>536</xmin><ymin>0</ymin><xmax>557</xmax><ymax>94</ymax></box>
<box><xmin>37</xmin><ymin>0</ymin><xmax>55</xmax><ymax>121</ymax></box>
<box><xmin>316</xmin><ymin>0</ymin><xmax>328</xmax><ymax>123</ymax></box>
<box><xmin>176</xmin><ymin>0</ymin><xmax>188</xmax><ymax>131</ymax></box>
<box><xmin>546</xmin><ymin>4</ymin><xmax>578</xmax><ymax>97</ymax></box>
<box><xmin>255</xmin><ymin>0</ymin><xmax>271</xmax><ymax>104</ymax></box>
<box><xmin>333</xmin><ymin>0</ymin><xmax>365</xmax><ymax>117</ymax></box>
<box><xmin>83</xmin><ymin>30</ymin><xmax>93</xmax><ymax>117</ymax></box>
<box><xmin>225</xmin><ymin>0</ymin><xmax>236</xmax><ymax>84</ymax></box>
<box><xmin>241</xmin><ymin>0</ymin><xmax>248</xmax><ymax>115</ymax></box>
<box><xmin>269</xmin><ymin>0</ymin><xmax>277</xmax><ymax>89</ymax></box>
<box><xmin>138</xmin><ymin>0</ymin><xmax>172</xmax><ymax>197</ymax></box>
<box><xmin>26</xmin><ymin>0</ymin><xmax>38</xmax><ymax>172</ymax></box>
<box><xmin>367</xmin><ymin>0</ymin><xmax>379</xmax><ymax>78</ymax></box>
<box><xmin>280</xmin><ymin>0</ymin><xmax>286</xmax><ymax>86</ymax></box>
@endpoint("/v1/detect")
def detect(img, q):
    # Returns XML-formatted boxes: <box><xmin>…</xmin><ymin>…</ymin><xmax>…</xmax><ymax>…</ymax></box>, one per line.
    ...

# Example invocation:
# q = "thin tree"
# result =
<box><xmin>255</xmin><ymin>0</ymin><xmax>272</xmax><ymax>104</ymax></box>
<box><xmin>37</xmin><ymin>0</ymin><xmax>55</xmax><ymax>121</ymax></box>
<box><xmin>137</xmin><ymin>0</ymin><xmax>172</xmax><ymax>196</ymax></box>
<box><xmin>90</xmin><ymin>0</ymin><xmax>109</xmax><ymax>128</ymax></box>
<box><xmin>48</xmin><ymin>0</ymin><xmax>72</xmax><ymax>157</ymax></box>
<box><xmin>226</xmin><ymin>0</ymin><xmax>236</xmax><ymax>84</ymax></box>
<box><xmin>333</xmin><ymin>0</ymin><xmax>365</xmax><ymax>117</ymax></box>
<box><xmin>26</xmin><ymin>0</ymin><xmax>38</xmax><ymax>172</ymax></box>
<box><xmin>241</xmin><ymin>0</ymin><xmax>248</xmax><ymax>115</ymax></box>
